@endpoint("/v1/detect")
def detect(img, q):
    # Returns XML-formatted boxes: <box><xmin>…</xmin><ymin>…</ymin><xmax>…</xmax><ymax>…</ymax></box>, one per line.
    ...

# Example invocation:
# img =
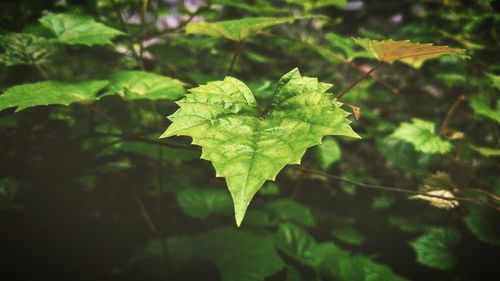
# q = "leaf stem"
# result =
<box><xmin>439</xmin><ymin>94</ymin><xmax>466</xmax><ymax>135</ymax></box>
<box><xmin>226</xmin><ymin>40</ymin><xmax>244</xmax><ymax>76</ymax></box>
<box><xmin>335</xmin><ymin>61</ymin><xmax>384</xmax><ymax>100</ymax></box>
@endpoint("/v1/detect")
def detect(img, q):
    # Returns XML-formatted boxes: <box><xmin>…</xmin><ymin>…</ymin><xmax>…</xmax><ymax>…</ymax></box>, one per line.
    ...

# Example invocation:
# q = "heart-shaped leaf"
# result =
<box><xmin>161</xmin><ymin>68</ymin><xmax>359</xmax><ymax>226</ymax></box>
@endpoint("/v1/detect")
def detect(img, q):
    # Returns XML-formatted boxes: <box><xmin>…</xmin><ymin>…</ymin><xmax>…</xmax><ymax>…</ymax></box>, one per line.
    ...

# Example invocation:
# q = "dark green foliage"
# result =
<box><xmin>0</xmin><ymin>1</ymin><xmax>498</xmax><ymax>281</ymax></box>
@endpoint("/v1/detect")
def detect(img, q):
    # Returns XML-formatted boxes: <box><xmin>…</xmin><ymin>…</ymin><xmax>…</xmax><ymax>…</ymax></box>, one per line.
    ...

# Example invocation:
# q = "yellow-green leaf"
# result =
<box><xmin>186</xmin><ymin>17</ymin><xmax>298</xmax><ymax>41</ymax></box>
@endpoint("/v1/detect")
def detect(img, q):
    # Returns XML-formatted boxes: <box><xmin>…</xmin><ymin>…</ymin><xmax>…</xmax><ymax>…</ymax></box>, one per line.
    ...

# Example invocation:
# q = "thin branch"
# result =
<box><xmin>85</xmin><ymin>132</ymin><xmax>197</xmax><ymax>150</ymax></box>
<box><xmin>440</xmin><ymin>94</ymin><xmax>466</xmax><ymax>135</ymax></box>
<box><xmin>86</xmin><ymin>104</ymin><xmax>117</xmax><ymax>125</ymax></box>
<box><xmin>109</xmin><ymin>0</ymin><xmax>144</xmax><ymax>69</ymax></box>
<box><xmin>226</xmin><ymin>40</ymin><xmax>244</xmax><ymax>76</ymax></box>
<box><xmin>134</xmin><ymin>189</ymin><xmax>158</xmax><ymax>233</ymax></box>
<box><xmin>296</xmin><ymin>166</ymin><xmax>474</xmax><ymax>202</ymax></box>
<box><xmin>335</xmin><ymin>61</ymin><xmax>384</xmax><ymax>100</ymax></box>
<box><xmin>463</xmin><ymin>188</ymin><xmax>500</xmax><ymax>202</ymax></box>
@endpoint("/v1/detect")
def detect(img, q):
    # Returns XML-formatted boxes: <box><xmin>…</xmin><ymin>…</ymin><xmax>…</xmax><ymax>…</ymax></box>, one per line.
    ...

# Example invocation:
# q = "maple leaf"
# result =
<box><xmin>161</xmin><ymin>68</ymin><xmax>359</xmax><ymax>225</ymax></box>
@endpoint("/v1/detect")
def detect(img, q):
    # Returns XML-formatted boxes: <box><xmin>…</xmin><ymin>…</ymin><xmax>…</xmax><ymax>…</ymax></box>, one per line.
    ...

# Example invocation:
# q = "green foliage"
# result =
<box><xmin>286</xmin><ymin>0</ymin><xmax>346</xmax><ymax>12</ymax></box>
<box><xmin>391</xmin><ymin>118</ymin><xmax>452</xmax><ymax>154</ymax></box>
<box><xmin>0</xmin><ymin>80</ymin><xmax>108</xmax><ymax>112</ymax></box>
<box><xmin>108</xmin><ymin>71</ymin><xmax>185</xmax><ymax>100</ymax></box>
<box><xmin>469</xmin><ymin>93</ymin><xmax>500</xmax><ymax>123</ymax></box>
<box><xmin>0</xmin><ymin>33</ymin><xmax>56</xmax><ymax>66</ymax></box>
<box><xmin>176</xmin><ymin>187</ymin><xmax>232</xmax><ymax>220</ymax></box>
<box><xmin>39</xmin><ymin>13</ymin><xmax>123</xmax><ymax>46</ymax></box>
<box><xmin>464</xmin><ymin>207</ymin><xmax>500</xmax><ymax>246</ymax></box>
<box><xmin>0</xmin><ymin>177</ymin><xmax>18</xmax><ymax>208</ymax></box>
<box><xmin>161</xmin><ymin>68</ymin><xmax>359</xmax><ymax>226</ymax></box>
<box><xmin>314</xmin><ymin>137</ymin><xmax>342</xmax><ymax>170</ymax></box>
<box><xmin>134</xmin><ymin>227</ymin><xmax>284</xmax><ymax>281</ymax></box>
<box><xmin>410</xmin><ymin>227</ymin><xmax>461</xmax><ymax>270</ymax></box>
<box><xmin>1</xmin><ymin>1</ymin><xmax>499</xmax><ymax>280</ymax></box>
<box><xmin>186</xmin><ymin>17</ymin><xmax>298</xmax><ymax>41</ymax></box>
<box><xmin>274</xmin><ymin>223</ymin><xmax>406</xmax><ymax>280</ymax></box>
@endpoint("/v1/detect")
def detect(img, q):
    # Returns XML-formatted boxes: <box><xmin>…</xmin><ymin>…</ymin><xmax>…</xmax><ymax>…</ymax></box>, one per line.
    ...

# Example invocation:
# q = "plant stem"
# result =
<box><xmin>335</xmin><ymin>61</ymin><xmax>384</xmax><ymax>100</ymax></box>
<box><xmin>226</xmin><ymin>40</ymin><xmax>244</xmax><ymax>76</ymax></box>
<box><xmin>296</xmin><ymin>166</ymin><xmax>474</xmax><ymax>202</ymax></box>
<box><xmin>439</xmin><ymin>94</ymin><xmax>466</xmax><ymax>135</ymax></box>
<box><xmin>134</xmin><ymin>189</ymin><xmax>158</xmax><ymax>233</ymax></box>
<box><xmin>86</xmin><ymin>104</ymin><xmax>117</xmax><ymax>125</ymax></box>
<box><xmin>150</xmin><ymin>100</ymin><xmax>169</xmax><ymax>281</ymax></box>
<box><xmin>138</xmin><ymin>0</ymin><xmax>148</xmax><ymax>70</ymax></box>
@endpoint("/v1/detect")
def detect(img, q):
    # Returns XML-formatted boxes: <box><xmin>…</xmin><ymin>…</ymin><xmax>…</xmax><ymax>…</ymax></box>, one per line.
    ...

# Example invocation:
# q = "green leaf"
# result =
<box><xmin>108</xmin><ymin>71</ymin><xmax>185</xmax><ymax>100</ymax></box>
<box><xmin>0</xmin><ymin>33</ymin><xmax>56</xmax><ymax>66</ymax></box>
<box><xmin>332</xmin><ymin>225</ymin><xmax>365</xmax><ymax>245</ymax></box>
<box><xmin>391</xmin><ymin>118</ymin><xmax>452</xmax><ymax>154</ymax></box>
<box><xmin>324</xmin><ymin>33</ymin><xmax>372</xmax><ymax>61</ymax></box>
<box><xmin>135</xmin><ymin>227</ymin><xmax>285</xmax><ymax>281</ymax></box>
<box><xmin>175</xmin><ymin>187</ymin><xmax>232</xmax><ymax>220</ymax></box>
<box><xmin>275</xmin><ymin>223</ymin><xmax>318</xmax><ymax>265</ymax></box>
<box><xmin>464</xmin><ymin>206</ymin><xmax>500</xmax><ymax>246</ymax></box>
<box><xmin>275</xmin><ymin>224</ymin><xmax>406</xmax><ymax>281</ymax></box>
<box><xmin>39</xmin><ymin>13</ymin><xmax>123</xmax><ymax>46</ymax></box>
<box><xmin>266</xmin><ymin>199</ymin><xmax>316</xmax><ymax>227</ymax></box>
<box><xmin>470</xmin><ymin>145</ymin><xmax>500</xmax><ymax>157</ymax></box>
<box><xmin>161</xmin><ymin>68</ymin><xmax>359</xmax><ymax>226</ymax></box>
<box><xmin>314</xmin><ymin>137</ymin><xmax>341</xmax><ymax>170</ymax></box>
<box><xmin>0</xmin><ymin>80</ymin><xmax>108</xmax><ymax>112</ymax></box>
<box><xmin>486</xmin><ymin>73</ymin><xmax>500</xmax><ymax>90</ymax></box>
<box><xmin>310</xmin><ymin>243</ymin><xmax>407</xmax><ymax>281</ymax></box>
<box><xmin>410</xmin><ymin>227</ymin><xmax>461</xmax><ymax>270</ymax></box>
<box><xmin>469</xmin><ymin>93</ymin><xmax>500</xmax><ymax>123</ymax></box>
<box><xmin>286</xmin><ymin>0</ymin><xmax>346</xmax><ymax>12</ymax></box>
<box><xmin>371</xmin><ymin>195</ymin><xmax>395</xmax><ymax>210</ymax></box>
<box><xmin>185</xmin><ymin>17</ymin><xmax>298</xmax><ymax>41</ymax></box>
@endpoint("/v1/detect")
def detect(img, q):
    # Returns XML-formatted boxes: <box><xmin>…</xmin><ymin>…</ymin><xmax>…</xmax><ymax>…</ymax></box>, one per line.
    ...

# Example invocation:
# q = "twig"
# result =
<box><xmin>452</xmin><ymin>183</ymin><xmax>500</xmax><ymax>212</ymax></box>
<box><xmin>296</xmin><ymin>166</ymin><xmax>474</xmax><ymax>202</ymax></box>
<box><xmin>86</xmin><ymin>104</ymin><xmax>117</xmax><ymax>125</ymax></box>
<box><xmin>138</xmin><ymin>0</ymin><xmax>148</xmax><ymax>70</ymax></box>
<box><xmin>109</xmin><ymin>0</ymin><xmax>144</xmax><ymax>69</ymax></box>
<box><xmin>335</xmin><ymin>61</ymin><xmax>384</xmax><ymax>100</ymax></box>
<box><xmin>84</xmin><ymin>132</ymin><xmax>196</xmax><ymax>150</ymax></box>
<box><xmin>463</xmin><ymin>188</ymin><xmax>500</xmax><ymax>202</ymax></box>
<box><xmin>134</xmin><ymin>189</ymin><xmax>158</xmax><ymax>233</ymax></box>
<box><xmin>439</xmin><ymin>94</ymin><xmax>466</xmax><ymax>135</ymax></box>
<box><xmin>226</xmin><ymin>40</ymin><xmax>244</xmax><ymax>76</ymax></box>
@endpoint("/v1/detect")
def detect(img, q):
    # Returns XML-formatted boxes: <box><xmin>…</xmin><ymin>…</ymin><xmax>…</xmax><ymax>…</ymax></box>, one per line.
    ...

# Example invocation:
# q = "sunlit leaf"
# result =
<box><xmin>391</xmin><ymin>118</ymin><xmax>452</xmax><ymax>154</ymax></box>
<box><xmin>0</xmin><ymin>80</ymin><xmax>108</xmax><ymax>112</ymax></box>
<box><xmin>39</xmin><ymin>13</ymin><xmax>123</xmax><ymax>46</ymax></box>
<box><xmin>108</xmin><ymin>71</ymin><xmax>185</xmax><ymax>100</ymax></box>
<box><xmin>354</xmin><ymin>38</ymin><xmax>467</xmax><ymax>67</ymax></box>
<box><xmin>161</xmin><ymin>68</ymin><xmax>358</xmax><ymax>226</ymax></box>
<box><xmin>186</xmin><ymin>17</ymin><xmax>299</xmax><ymax>41</ymax></box>
<box><xmin>410</xmin><ymin>227</ymin><xmax>461</xmax><ymax>270</ymax></box>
